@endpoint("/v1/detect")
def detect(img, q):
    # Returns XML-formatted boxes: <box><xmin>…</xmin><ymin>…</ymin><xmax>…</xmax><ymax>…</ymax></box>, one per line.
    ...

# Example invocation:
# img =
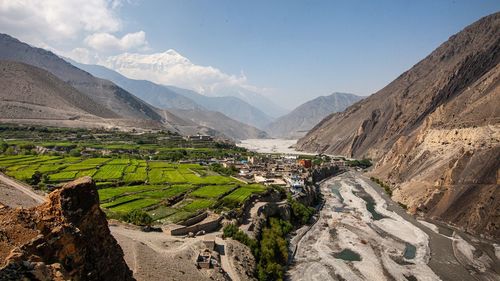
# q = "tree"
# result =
<box><xmin>122</xmin><ymin>209</ymin><xmax>153</xmax><ymax>226</ymax></box>
<box><xmin>69</xmin><ymin>148</ymin><xmax>82</xmax><ymax>157</ymax></box>
<box><xmin>29</xmin><ymin>171</ymin><xmax>42</xmax><ymax>185</ymax></box>
<box><xmin>0</xmin><ymin>142</ymin><xmax>8</xmax><ymax>153</ymax></box>
<box><xmin>5</xmin><ymin>146</ymin><xmax>15</xmax><ymax>155</ymax></box>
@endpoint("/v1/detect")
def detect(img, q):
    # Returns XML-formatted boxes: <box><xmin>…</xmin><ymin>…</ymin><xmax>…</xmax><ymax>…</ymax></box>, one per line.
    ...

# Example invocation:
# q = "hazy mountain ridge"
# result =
<box><xmin>66</xmin><ymin>60</ymin><xmax>203</xmax><ymax>111</ymax></box>
<box><xmin>68</xmin><ymin>60</ymin><xmax>269</xmax><ymax>138</ymax></box>
<box><xmin>169</xmin><ymin>108</ymin><xmax>268</xmax><ymax>140</ymax></box>
<box><xmin>297</xmin><ymin>12</ymin><xmax>500</xmax><ymax>237</ymax></box>
<box><xmin>265</xmin><ymin>93</ymin><xmax>362</xmax><ymax>138</ymax></box>
<box><xmin>103</xmin><ymin>51</ymin><xmax>289</xmax><ymax>119</ymax></box>
<box><xmin>165</xmin><ymin>85</ymin><xmax>274</xmax><ymax>129</ymax></box>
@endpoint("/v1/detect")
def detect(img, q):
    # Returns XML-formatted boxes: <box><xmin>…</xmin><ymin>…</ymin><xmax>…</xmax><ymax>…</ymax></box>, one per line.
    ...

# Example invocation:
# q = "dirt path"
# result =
<box><xmin>216</xmin><ymin>237</ymin><xmax>241</xmax><ymax>281</ymax></box>
<box><xmin>0</xmin><ymin>173</ymin><xmax>45</xmax><ymax>206</ymax></box>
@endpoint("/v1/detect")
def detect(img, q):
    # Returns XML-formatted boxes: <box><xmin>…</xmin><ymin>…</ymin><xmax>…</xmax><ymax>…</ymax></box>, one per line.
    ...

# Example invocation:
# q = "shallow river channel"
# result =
<box><xmin>287</xmin><ymin>172</ymin><xmax>500</xmax><ymax>281</ymax></box>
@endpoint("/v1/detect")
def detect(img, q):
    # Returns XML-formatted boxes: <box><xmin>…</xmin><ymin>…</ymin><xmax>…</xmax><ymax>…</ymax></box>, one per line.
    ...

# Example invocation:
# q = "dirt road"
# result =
<box><xmin>0</xmin><ymin>173</ymin><xmax>45</xmax><ymax>206</ymax></box>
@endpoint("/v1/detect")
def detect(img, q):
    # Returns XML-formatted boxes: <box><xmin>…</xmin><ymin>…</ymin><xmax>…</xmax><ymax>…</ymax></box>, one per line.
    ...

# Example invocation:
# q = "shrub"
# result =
<box><xmin>288</xmin><ymin>194</ymin><xmax>315</xmax><ymax>224</ymax></box>
<box><xmin>223</xmin><ymin>224</ymin><xmax>259</xmax><ymax>257</ymax></box>
<box><xmin>28</xmin><ymin>171</ymin><xmax>42</xmax><ymax>185</ymax></box>
<box><xmin>370</xmin><ymin>177</ymin><xmax>392</xmax><ymax>196</ymax></box>
<box><xmin>69</xmin><ymin>148</ymin><xmax>82</xmax><ymax>157</ymax></box>
<box><xmin>122</xmin><ymin>209</ymin><xmax>153</xmax><ymax>226</ymax></box>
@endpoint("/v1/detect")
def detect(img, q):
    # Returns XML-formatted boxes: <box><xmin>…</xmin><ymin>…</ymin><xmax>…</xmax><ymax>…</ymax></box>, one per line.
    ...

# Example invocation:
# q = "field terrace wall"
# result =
<box><xmin>237</xmin><ymin>189</ymin><xmax>282</xmax><ymax>224</ymax></box>
<box><xmin>170</xmin><ymin>215</ymin><xmax>223</xmax><ymax>236</ymax></box>
<box><xmin>180</xmin><ymin>211</ymin><xmax>208</xmax><ymax>226</ymax></box>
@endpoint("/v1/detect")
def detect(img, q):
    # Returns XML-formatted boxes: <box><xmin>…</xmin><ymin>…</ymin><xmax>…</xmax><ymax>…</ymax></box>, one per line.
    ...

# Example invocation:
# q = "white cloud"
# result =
<box><xmin>85</xmin><ymin>31</ymin><xmax>148</xmax><ymax>52</ymax></box>
<box><xmin>0</xmin><ymin>0</ymin><xmax>120</xmax><ymax>41</ymax></box>
<box><xmin>0</xmin><ymin>0</ymin><xmax>147</xmax><ymax>56</ymax></box>
<box><xmin>100</xmin><ymin>50</ymin><xmax>285</xmax><ymax>115</ymax></box>
<box><xmin>102</xmin><ymin>50</ymin><xmax>250</xmax><ymax>95</ymax></box>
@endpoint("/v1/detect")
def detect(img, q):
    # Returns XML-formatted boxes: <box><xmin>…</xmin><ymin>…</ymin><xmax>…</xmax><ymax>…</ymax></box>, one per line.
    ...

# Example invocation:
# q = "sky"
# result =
<box><xmin>0</xmin><ymin>0</ymin><xmax>499</xmax><ymax>109</ymax></box>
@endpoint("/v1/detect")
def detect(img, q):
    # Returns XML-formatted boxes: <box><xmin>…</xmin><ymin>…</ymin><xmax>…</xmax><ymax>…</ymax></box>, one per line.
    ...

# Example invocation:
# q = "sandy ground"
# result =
<box><xmin>109</xmin><ymin>223</ymin><xmax>229</xmax><ymax>281</ymax></box>
<box><xmin>110</xmin><ymin>222</ymin><xmax>256</xmax><ymax>281</ymax></box>
<box><xmin>287</xmin><ymin>172</ymin><xmax>500</xmax><ymax>281</ymax></box>
<box><xmin>237</xmin><ymin>139</ymin><xmax>315</xmax><ymax>155</ymax></box>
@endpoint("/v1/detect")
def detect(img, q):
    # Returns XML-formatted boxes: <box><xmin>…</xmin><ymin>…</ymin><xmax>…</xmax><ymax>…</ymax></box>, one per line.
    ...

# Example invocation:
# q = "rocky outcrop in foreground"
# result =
<box><xmin>297</xmin><ymin>12</ymin><xmax>500</xmax><ymax>238</ymax></box>
<box><xmin>0</xmin><ymin>177</ymin><xmax>134</xmax><ymax>281</ymax></box>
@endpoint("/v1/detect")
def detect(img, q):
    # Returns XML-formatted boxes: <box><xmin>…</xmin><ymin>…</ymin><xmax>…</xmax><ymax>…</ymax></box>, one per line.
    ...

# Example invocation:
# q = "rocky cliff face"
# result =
<box><xmin>0</xmin><ymin>177</ymin><xmax>134</xmax><ymax>281</ymax></box>
<box><xmin>297</xmin><ymin>13</ymin><xmax>500</xmax><ymax>238</ymax></box>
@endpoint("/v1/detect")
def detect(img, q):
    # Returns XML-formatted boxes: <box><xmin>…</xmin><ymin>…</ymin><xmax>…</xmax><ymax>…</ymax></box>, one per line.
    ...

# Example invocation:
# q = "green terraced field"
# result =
<box><xmin>76</xmin><ymin>169</ymin><xmax>97</xmax><ymax>177</ymax></box>
<box><xmin>222</xmin><ymin>185</ymin><xmax>267</xmax><ymax>204</ymax></box>
<box><xmin>108</xmin><ymin>198</ymin><xmax>160</xmax><ymax>213</ymax></box>
<box><xmin>182</xmin><ymin>199</ymin><xmax>215</xmax><ymax>212</ymax></box>
<box><xmin>189</xmin><ymin>184</ymin><xmax>236</xmax><ymax>198</ymax></box>
<box><xmin>93</xmin><ymin>164</ymin><xmax>127</xmax><ymax>181</ymax></box>
<box><xmin>0</xmin><ymin>153</ymin><xmax>268</xmax><ymax>223</ymax></box>
<box><xmin>147</xmin><ymin>206</ymin><xmax>177</xmax><ymax>220</ymax></box>
<box><xmin>99</xmin><ymin>185</ymin><xmax>166</xmax><ymax>201</ymax></box>
<box><xmin>123</xmin><ymin>166</ymin><xmax>147</xmax><ymax>183</ymax></box>
<box><xmin>107</xmin><ymin>158</ymin><xmax>130</xmax><ymax>165</ymax></box>
<box><xmin>49</xmin><ymin>171</ymin><xmax>79</xmax><ymax>181</ymax></box>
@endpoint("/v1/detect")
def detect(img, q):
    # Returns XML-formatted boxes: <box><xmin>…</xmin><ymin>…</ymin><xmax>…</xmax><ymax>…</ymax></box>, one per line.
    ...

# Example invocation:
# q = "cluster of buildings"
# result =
<box><xmin>222</xmin><ymin>154</ymin><xmax>346</xmax><ymax>195</ymax></box>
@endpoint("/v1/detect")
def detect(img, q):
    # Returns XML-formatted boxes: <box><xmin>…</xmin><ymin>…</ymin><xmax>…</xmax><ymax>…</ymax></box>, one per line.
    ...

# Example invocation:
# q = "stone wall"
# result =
<box><xmin>180</xmin><ymin>211</ymin><xmax>208</xmax><ymax>226</ymax></box>
<box><xmin>171</xmin><ymin>216</ymin><xmax>222</xmax><ymax>236</ymax></box>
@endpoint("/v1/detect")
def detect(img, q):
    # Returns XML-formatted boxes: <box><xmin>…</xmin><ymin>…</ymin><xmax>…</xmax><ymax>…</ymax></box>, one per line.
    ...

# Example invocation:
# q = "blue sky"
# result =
<box><xmin>119</xmin><ymin>0</ymin><xmax>499</xmax><ymax>107</ymax></box>
<box><xmin>1</xmin><ymin>0</ymin><xmax>499</xmax><ymax>109</ymax></box>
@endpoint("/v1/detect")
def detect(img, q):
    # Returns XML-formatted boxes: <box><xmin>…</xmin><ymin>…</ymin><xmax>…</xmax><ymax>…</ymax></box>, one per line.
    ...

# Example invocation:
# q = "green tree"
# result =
<box><xmin>0</xmin><ymin>142</ymin><xmax>8</xmax><ymax>153</ymax></box>
<box><xmin>122</xmin><ymin>209</ymin><xmax>153</xmax><ymax>226</ymax></box>
<box><xmin>69</xmin><ymin>148</ymin><xmax>82</xmax><ymax>157</ymax></box>
<box><xmin>29</xmin><ymin>171</ymin><xmax>42</xmax><ymax>185</ymax></box>
<box><xmin>5</xmin><ymin>146</ymin><xmax>16</xmax><ymax>155</ymax></box>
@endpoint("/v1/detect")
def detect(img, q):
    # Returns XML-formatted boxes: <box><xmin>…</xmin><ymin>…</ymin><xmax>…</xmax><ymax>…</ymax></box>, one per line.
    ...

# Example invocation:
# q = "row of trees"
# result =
<box><xmin>223</xmin><ymin>218</ymin><xmax>293</xmax><ymax>281</ymax></box>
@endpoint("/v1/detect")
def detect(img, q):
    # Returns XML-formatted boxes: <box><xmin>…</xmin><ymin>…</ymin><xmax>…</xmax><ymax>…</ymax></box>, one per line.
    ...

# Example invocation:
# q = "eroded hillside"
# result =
<box><xmin>297</xmin><ymin>12</ymin><xmax>500</xmax><ymax>237</ymax></box>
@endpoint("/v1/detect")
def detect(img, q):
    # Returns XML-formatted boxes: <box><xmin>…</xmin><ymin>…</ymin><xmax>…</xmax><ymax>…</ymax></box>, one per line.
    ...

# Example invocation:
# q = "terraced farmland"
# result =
<box><xmin>0</xmin><ymin>154</ymin><xmax>269</xmax><ymax>223</ymax></box>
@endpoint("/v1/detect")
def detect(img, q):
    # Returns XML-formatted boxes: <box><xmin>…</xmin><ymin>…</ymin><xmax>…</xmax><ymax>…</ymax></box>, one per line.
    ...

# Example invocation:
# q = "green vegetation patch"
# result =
<box><xmin>76</xmin><ymin>169</ymin><xmax>97</xmax><ymax>178</ymax></box>
<box><xmin>189</xmin><ymin>184</ymin><xmax>236</xmax><ymax>198</ymax></box>
<box><xmin>108</xmin><ymin>198</ymin><xmax>160</xmax><ymax>214</ymax></box>
<box><xmin>123</xmin><ymin>166</ymin><xmax>147</xmax><ymax>183</ymax></box>
<box><xmin>93</xmin><ymin>164</ymin><xmax>127</xmax><ymax>181</ymax></box>
<box><xmin>147</xmin><ymin>206</ymin><xmax>177</xmax><ymax>220</ymax></box>
<box><xmin>98</xmin><ymin>185</ymin><xmax>167</xmax><ymax>201</ymax></box>
<box><xmin>182</xmin><ymin>199</ymin><xmax>215</xmax><ymax>212</ymax></box>
<box><xmin>49</xmin><ymin>170</ymin><xmax>79</xmax><ymax>181</ymax></box>
<box><xmin>222</xmin><ymin>184</ymin><xmax>266</xmax><ymax>204</ymax></box>
<box><xmin>107</xmin><ymin>158</ymin><xmax>130</xmax><ymax>165</ymax></box>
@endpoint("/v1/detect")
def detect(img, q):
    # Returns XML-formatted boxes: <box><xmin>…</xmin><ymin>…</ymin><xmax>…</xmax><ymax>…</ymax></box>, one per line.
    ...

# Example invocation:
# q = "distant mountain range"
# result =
<box><xmin>68</xmin><ymin>60</ymin><xmax>274</xmax><ymax>129</ymax></box>
<box><xmin>103</xmin><ymin>51</ymin><xmax>289</xmax><ymax>119</ymax></box>
<box><xmin>265</xmin><ymin>93</ymin><xmax>362</xmax><ymax>138</ymax></box>
<box><xmin>0</xmin><ymin>33</ymin><xmax>267</xmax><ymax>140</ymax></box>
<box><xmin>297</xmin><ymin>12</ymin><xmax>500</xmax><ymax>238</ymax></box>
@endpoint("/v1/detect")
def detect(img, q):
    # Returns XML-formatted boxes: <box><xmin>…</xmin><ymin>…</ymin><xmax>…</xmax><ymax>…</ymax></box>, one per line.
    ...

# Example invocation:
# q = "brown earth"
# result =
<box><xmin>0</xmin><ymin>177</ymin><xmax>134</xmax><ymax>281</ymax></box>
<box><xmin>297</xmin><ymin>12</ymin><xmax>500</xmax><ymax>238</ymax></box>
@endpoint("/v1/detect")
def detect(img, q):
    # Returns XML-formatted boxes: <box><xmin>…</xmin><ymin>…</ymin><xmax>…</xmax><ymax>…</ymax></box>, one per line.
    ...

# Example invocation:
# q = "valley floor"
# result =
<box><xmin>287</xmin><ymin>172</ymin><xmax>500</xmax><ymax>281</ymax></box>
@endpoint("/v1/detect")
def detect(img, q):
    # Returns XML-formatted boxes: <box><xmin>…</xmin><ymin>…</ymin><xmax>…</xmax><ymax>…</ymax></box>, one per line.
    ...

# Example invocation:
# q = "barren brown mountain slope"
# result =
<box><xmin>0</xmin><ymin>60</ymin><xmax>117</xmax><ymax>120</ymax></box>
<box><xmin>170</xmin><ymin>108</ymin><xmax>268</xmax><ymax>140</ymax></box>
<box><xmin>0</xmin><ymin>33</ymin><xmax>165</xmax><ymax>123</ymax></box>
<box><xmin>297</xmin><ymin>13</ymin><xmax>500</xmax><ymax>237</ymax></box>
